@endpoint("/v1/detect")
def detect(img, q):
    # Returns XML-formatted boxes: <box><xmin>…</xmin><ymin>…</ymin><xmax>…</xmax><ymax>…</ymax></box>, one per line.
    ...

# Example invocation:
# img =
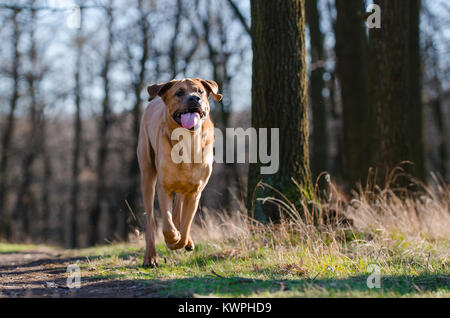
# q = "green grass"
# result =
<box><xmin>64</xmin><ymin>233</ymin><xmax>448</xmax><ymax>298</ymax></box>
<box><xmin>1</xmin><ymin>231</ymin><xmax>448</xmax><ymax>297</ymax></box>
<box><xmin>0</xmin><ymin>243</ymin><xmax>38</xmax><ymax>254</ymax></box>
<box><xmin>2</xmin><ymin>178</ymin><xmax>449</xmax><ymax>297</ymax></box>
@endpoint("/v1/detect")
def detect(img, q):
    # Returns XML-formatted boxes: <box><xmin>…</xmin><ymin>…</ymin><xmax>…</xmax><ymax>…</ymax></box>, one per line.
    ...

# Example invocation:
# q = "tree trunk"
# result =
<box><xmin>425</xmin><ymin>27</ymin><xmax>448</xmax><ymax>182</ymax></box>
<box><xmin>248</xmin><ymin>0</ymin><xmax>312</xmax><ymax>222</ymax></box>
<box><xmin>335</xmin><ymin>0</ymin><xmax>370</xmax><ymax>187</ymax></box>
<box><xmin>0</xmin><ymin>10</ymin><xmax>21</xmax><ymax>239</ymax></box>
<box><xmin>41</xmin><ymin>119</ymin><xmax>52</xmax><ymax>242</ymax></box>
<box><xmin>305</xmin><ymin>0</ymin><xmax>328</xmax><ymax>182</ymax></box>
<box><xmin>201</xmin><ymin>2</ymin><xmax>240</xmax><ymax>211</ymax></box>
<box><xmin>68</xmin><ymin>7</ymin><xmax>84</xmax><ymax>248</ymax></box>
<box><xmin>123</xmin><ymin>0</ymin><xmax>149</xmax><ymax>241</ymax></box>
<box><xmin>431</xmin><ymin>99</ymin><xmax>448</xmax><ymax>181</ymax></box>
<box><xmin>408</xmin><ymin>0</ymin><xmax>426</xmax><ymax>182</ymax></box>
<box><xmin>369</xmin><ymin>0</ymin><xmax>411</xmax><ymax>186</ymax></box>
<box><xmin>169</xmin><ymin>0</ymin><xmax>182</xmax><ymax>79</ymax></box>
<box><xmin>89</xmin><ymin>1</ymin><xmax>114</xmax><ymax>245</ymax></box>
<box><xmin>13</xmin><ymin>153</ymin><xmax>36</xmax><ymax>240</ymax></box>
<box><xmin>13</xmin><ymin>4</ymin><xmax>41</xmax><ymax>241</ymax></box>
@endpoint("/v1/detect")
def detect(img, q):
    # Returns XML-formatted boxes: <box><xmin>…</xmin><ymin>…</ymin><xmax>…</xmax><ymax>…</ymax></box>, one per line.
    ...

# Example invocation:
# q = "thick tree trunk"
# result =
<box><xmin>431</xmin><ymin>98</ymin><xmax>448</xmax><ymax>181</ymax></box>
<box><xmin>305</xmin><ymin>0</ymin><xmax>328</xmax><ymax>181</ymax></box>
<box><xmin>0</xmin><ymin>11</ymin><xmax>20</xmax><ymax>239</ymax></box>
<box><xmin>426</xmin><ymin>32</ymin><xmax>448</xmax><ymax>182</ymax></box>
<box><xmin>369</xmin><ymin>0</ymin><xmax>411</xmax><ymax>186</ymax></box>
<box><xmin>248</xmin><ymin>0</ymin><xmax>312</xmax><ymax>222</ymax></box>
<box><xmin>335</xmin><ymin>0</ymin><xmax>370</xmax><ymax>187</ymax></box>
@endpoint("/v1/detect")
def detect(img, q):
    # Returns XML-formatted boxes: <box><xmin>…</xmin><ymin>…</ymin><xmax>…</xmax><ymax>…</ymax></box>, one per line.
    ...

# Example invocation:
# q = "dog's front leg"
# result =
<box><xmin>172</xmin><ymin>193</ymin><xmax>184</xmax><ymax>231</ymax></box>
<box><xmin>173</xmin><ymin>193</ymin><xmax>194</xmax><ymax>251</ymax></box>
<box><xmin>157</xmin><ymin>184</ymin><xmax>181</xmax><ymax>247</ymax></box>
<box><xmin>167</xmin><ymin>192</ymin><xmax>201</xmax><ymax>251</ymax></box>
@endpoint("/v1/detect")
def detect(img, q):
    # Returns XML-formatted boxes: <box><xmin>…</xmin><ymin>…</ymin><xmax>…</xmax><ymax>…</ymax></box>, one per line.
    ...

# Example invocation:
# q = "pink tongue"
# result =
<box><xmin>180</xmin><ymin>112</ymin><xmax>201</xmax><ymax>129</ymax></box>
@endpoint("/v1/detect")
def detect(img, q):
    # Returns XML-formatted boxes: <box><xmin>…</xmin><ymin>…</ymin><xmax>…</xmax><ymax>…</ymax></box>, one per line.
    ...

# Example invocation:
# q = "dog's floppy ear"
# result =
<box><xmin>147</xmin><ymin>80</ymin><xmax>177</xmax><ymax>101</ymax></box>
<box><xmin>200</xmin><ymin>79</ymin><xmax>223</xmax><ymax>102</ymax></box>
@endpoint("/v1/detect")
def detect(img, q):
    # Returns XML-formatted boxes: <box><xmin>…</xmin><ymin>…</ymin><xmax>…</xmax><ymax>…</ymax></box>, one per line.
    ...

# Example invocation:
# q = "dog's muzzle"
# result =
<box><xmin>173</xmin><ymin>106</ymin><xmax>206</xmax><ymax>130</ymax></box>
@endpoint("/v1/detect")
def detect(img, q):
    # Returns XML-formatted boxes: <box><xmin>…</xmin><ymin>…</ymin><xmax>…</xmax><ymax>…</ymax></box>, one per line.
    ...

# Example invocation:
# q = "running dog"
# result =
<box><xmin>137</xmin><ymin>78</ymin><xmax>222</xmax><ymax>267</ymax></box>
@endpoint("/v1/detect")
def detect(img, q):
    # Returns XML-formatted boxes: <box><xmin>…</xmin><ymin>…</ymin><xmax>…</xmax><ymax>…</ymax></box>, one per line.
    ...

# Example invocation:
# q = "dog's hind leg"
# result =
<box><xmin>141</xmin><ymin>169</ymin><xmax>157</xmax><ymax>267</ymax></box>
<box><xmin>138</xmin><ymin>124</ymin><xmax>159</xmax><ymax>268</ymax></box>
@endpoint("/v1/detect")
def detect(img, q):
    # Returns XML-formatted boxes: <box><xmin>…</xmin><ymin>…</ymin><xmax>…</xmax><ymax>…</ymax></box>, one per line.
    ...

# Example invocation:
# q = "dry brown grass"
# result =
<box><xmin>184</xmin><ymin>172</ymin><xmax>450</xmax><ymax>267</ymax></box>
<box><xmin>129</xmin><ymin>171</ymin><xmax>449</xmax><ymax>272</ymax></box>
<box><xmin>349</xmin><ymin>175</ymin><xmax>450</xmax><ymax>241</ymax></box>
<box><xmin>75</xmin><ymin>173</ymin><xmax>449</xmax><ymax>297</ymax></box>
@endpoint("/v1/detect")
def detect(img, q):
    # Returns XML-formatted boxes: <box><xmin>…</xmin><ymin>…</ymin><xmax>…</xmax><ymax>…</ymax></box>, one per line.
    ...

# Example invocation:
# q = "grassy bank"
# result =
<box><xmin>1</xmin><ymin>178</ymin><xmax>449</xmax><ymax>297</ymax></box>
<box><xmin>68</xmin><ymin>235</ymin><xmax>448</xmax><ymax>297</ymax></box>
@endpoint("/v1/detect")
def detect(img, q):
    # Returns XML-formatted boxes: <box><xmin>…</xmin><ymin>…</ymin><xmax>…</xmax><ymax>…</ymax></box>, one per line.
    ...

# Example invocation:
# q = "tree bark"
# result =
<box><xmin>89</xmin><ymin>1</ymin><xmax>114</xmax><ymax>245</ymax></box>
<box><xmin>123</xmin><ymin>0</ymin><xmax>149</xmax><ymax>240</ymax></box>
<box><xmin>248</xmin><ymin>0</ymin><xmax>312</xmax><ymax>222</ymax></box>
<box><xmin>335</xmin><ymin>0</ymin><xmax>370</xmax><ymax>187</ymax></box>
<box><xmin>305</xmin><ymin>0</ymin><xmax>329</xmax><ymax>182</ymax></box>
<box><xmin>0</xmin><ymin>10</ymin><xmax>21</xmax><ymax>239</ymax></box>
<box><xmin>68</xmin><ymin>6</ymin><xmax>84</xmax><ymax>248</ymax></box>
<box><xmin>369</xmin><ymin>0</ymin><xmax>411</xmax><ymax>186</ymax></box>
<box><xmin>13</xmin><ymin>4</ymin><xmax>43</xmax><ymax>241</ymax></box>
<box><xmin>41</xmin><ymin>119</ymin><xmax>52</xmax><ymax>242</ymax></box>
<box><xmin>408</xmin><ymin>0</ymin><xmax>426</xmax><ymax>182</ymax></box>
<box><xmin>169</xmin><ymin>0</ymin><xmax>182</xmax><ymax>79</ymax></box>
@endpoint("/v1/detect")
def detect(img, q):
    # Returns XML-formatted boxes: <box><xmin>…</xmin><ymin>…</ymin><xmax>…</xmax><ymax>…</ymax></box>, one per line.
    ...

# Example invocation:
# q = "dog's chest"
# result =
<box><xmin>154</xmin><ymin>125</ymin><xmax>214</xmax><ymax>194</ymax></box>
<box><xmin>160</xmin><ymin>162</ymin><xmax>212</xmax><ymax>194</ymax></box>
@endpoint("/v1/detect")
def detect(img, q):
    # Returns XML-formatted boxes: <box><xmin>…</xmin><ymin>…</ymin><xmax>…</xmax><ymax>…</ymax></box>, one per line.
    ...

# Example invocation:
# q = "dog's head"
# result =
<box><xmin>147</xmin><ymin>78</ymin><xmax>222</xmax><ymax>130</ymax></box>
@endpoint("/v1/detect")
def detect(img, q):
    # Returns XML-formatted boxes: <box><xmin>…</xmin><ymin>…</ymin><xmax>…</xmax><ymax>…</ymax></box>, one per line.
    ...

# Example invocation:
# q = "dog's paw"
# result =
<box><xmin>143</xmin><ymin>257</ymin><xmax>159</xmax><ymax>268</ymax></box>
<box><xmin>163</xmin><ymin>229</ymin><xmax>181</xmax><ymax>245</ymax></box>
<box><xmin>166</xmin><ymin>239</ymin><xmax>186</xmax><ymax>251</ymax></box>
<box><xmin>185</xmin><ymin>238</ymin><xmax>195</xmax><ymax>252</ymax></box>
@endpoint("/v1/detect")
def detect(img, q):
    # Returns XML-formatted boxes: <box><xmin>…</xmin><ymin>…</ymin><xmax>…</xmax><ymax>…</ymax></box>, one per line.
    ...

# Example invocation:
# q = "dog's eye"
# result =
<box><xmin>198</xmin><ymin>89</ymin><xmax>204</xmax><ymax>95</ymax></box>
<box><xmin>175</xmin><ymin>89</ymin><xmax>184</xmax><ymax>97</ymax></box>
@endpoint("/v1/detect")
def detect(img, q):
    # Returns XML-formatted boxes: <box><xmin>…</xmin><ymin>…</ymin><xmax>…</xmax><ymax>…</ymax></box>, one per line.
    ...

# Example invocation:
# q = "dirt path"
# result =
<box><xmin>0</xmin><ymin>249</ymin><xmax>156</xmax><ymax>298</ymax></box>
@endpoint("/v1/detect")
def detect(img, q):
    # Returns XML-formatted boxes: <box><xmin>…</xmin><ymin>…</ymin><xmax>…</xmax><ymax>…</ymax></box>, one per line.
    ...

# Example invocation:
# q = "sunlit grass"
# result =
<box><xmin>0</xmin><ymin>243</ymin><xmax>38</xmax><ymax>254</ymax></box>
<box><xmin>1</xmin><ymin>172</ymin><xmax>449</xmax><ymax>297</ymax></box>
<box><xmin>70</xmin><ymin>174</ymin><xmax>449</xmax><ymax>297</ymax></box>
<box><xmin>68</xmin><ymin>229</ymin><xmax>448</xmax><ymax>298</ymax></box>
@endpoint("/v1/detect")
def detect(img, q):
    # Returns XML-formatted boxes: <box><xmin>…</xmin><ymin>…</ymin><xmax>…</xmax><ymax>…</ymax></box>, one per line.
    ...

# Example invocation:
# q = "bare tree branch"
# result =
<box><xmin>225</xmin><ymin>0</ymin><xmax>251</xmax><ymax>37</ymax></box>
<box><xmin>0</xmin><ymin>3</ymin><xmax>104</xmax><ymax>12</ymax></box>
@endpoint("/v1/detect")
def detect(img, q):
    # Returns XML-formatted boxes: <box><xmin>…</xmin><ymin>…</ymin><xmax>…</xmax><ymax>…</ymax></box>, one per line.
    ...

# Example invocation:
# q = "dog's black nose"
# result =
<box><xmin>187</xmin><ymin>95</ymin><xmax>201</xmax><ymax>104</ymax></box>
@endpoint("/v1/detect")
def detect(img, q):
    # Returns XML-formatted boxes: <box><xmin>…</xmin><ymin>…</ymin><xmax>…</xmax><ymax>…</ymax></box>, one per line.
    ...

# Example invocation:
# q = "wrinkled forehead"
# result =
<box><xmin>171</xmin><ymin>79</ymin><xmax>203</xmax><ymax>93</ymax></box>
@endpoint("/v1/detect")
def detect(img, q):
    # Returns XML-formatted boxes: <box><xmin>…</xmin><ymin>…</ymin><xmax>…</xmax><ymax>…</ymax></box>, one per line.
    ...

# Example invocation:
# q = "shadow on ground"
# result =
<box><xmin>1</xmin><ymin>257</ymin><xmax>448</xmax><ymax>297</ymax></box>
<box><xmin>1</xmin><ymin>247</ymin><xmax>449</xmax><ymax>298</ymax></box>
